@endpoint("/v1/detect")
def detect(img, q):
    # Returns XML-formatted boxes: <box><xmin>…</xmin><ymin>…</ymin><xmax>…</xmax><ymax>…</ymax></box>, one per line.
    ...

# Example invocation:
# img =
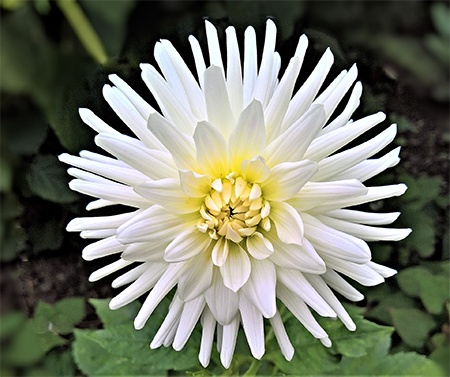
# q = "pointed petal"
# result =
<box><xmin>225</xmin><ymin>26</ymin><xmax>243</xmax><ymax>117</ymax></box>
<box><xmin>164</xmin><ymin>227</ymin><xmax>211</xmax><ymax>262</ymax></box>
<box><xmin>205</xmin><ymin>20</ymin><xmax>224</xmax><ymax>71</ymax></box>
<box><xmin>269</xmin><ymin>201</ymin><xmax>304</xmax><ymax>245</ymax></box>
<box><xmin>241</xmin><ymin>258</ymin><xmax>277</xmax><ymax>318</ymax></box>
<box><xmin>220</xmin><ymin>242</ymin><xmax>251</xmax><ymax>292</ymax></box>
<box><xmin>193</xmin><ymin>120</ymin><xmax>229</xmax><ymax>178</ymax></box>
<box><xmin>322</xmin><ymin>269</ymin><xmax>364</xmax><ymax>301</ymax></box>
<box><xmin>198</xmin><ymin>307</ymin><xmax>216</xmax><ymax>367</ymax></box>
<box><xmin>262</xmin><ymin>159</ymin><xmax>318</xmax><ymax>201</ymax></box>
<box><xmin>241</xmin><ymin>156</ymin><xmax>271</xmax><ymax>183</ymax></box>
<box><xmin>179</xmin><ymin>170</ymin><xmax>211</xmax><ymax>198</ymax></box>
<box><xmin>229</xmin><ymin>100</ymin><xmax>266</xmax><ymax>171</ymax></box>
<box><xmin>178</xmin><ymin>250</ymin><xmax>214</xmax><ymax>301</ymax></box>
<box><xmin>269</xmin><ymin>311</ymin><xmax>294</xmax><ymax>361</ymax></box>
<box><xmin>246</xmin><ymin>232</ymin><xmax>273</xmax><ymax>260</ymax></box>
<box><xmin>147</xmin><ymin>112</ymin><xmax>198</xmax><ymax>171</ymax></box>
<box><xmin>243</xmin><ymin>26</ymin><xmax>258</xmax><ymax>107</ymax></box>
<box><xmin>325</xmin><ymin>209</ymin><xmax>401</xmax><ymax>225</ymax></box>
<box><xmin>204</xmin><ymin>66</ymin><xmax>235</xmax><ymax>138</ymax></box>
<box><xmin>220</xmin><ymin>316</ymin><xmax>240</xmax><ymax>368</ymax></box>
<box><xmin>239</xmin><ymin>295</ymin><xmax>265</xmax><ymax>359</ymax></box>
<box><xmin>173</xmin><ymin>296</ymin><xmax>206</xmax><ymax>350</ymax></box>
<box><xmin>134</xmin><ymin>178</ymin><xmax>203</xmax><ymax>214</ymax></box>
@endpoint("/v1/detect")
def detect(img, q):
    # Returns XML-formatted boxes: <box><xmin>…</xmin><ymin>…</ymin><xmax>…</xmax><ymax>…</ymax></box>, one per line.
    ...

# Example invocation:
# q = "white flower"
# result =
<box><xmin>60</xmin><ymin>20</ymin><xmax>411</xmax><ymax>368</ymax></box>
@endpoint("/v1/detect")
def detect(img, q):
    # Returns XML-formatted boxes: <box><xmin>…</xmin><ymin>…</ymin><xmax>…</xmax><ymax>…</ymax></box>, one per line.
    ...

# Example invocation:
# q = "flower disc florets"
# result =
<box><xmin>198</xmin><ymin>175</ymin><xmax>270</xmax><ymax>243</ymax></box>
<box><xmin>61</xmin><ymin>19</ymin><xmax>411</xmax><ymax>369</ymax></box>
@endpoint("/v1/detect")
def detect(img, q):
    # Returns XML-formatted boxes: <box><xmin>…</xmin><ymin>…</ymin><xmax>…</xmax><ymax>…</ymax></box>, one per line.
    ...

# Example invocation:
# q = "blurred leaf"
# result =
<box><xmin>2</xmin><ymin>320</ymin><xmax>59</xmax><ymax>366</ymax></box>
<box><xmin>366</xmin><ymin>291</ymin><xmax>416</xmax><ymax>325</ymax></box>
<box><xmin>0</xmin><ymin>311</ymin><xmax>27</xmax><ymax>341</ymax></box>
<box><xmin>397</xmin><ymin>266</ymin><xmax>449</xmax><ymax>314</ymax></box>
<box><xmin>26</xmin><ymin>154</ymin><xmax>79</xmax><ymax>203</ymax></box>
<box><xmin>0</xmin><ymin>155</ymin><xmax>12</xmax><ymax>192</ymax></box>
<box><xmin>0</xmin><ymin>0</ymin><xmax>26</xmax><ymax>10</ymax></box>
<box><xmin>425</xmin><ymin>34</ymin><xmax>450</xmax><ymax>67</ymax></box>
<box><xmin>369</xmin><ymin>36</ymin><xmax>443</xmax><ymax>86</ymax></box>
<box><xmin>0</xmin><ymin>193</ymin><xmax>26</xmax><ymax>261</ymax></box>
<box><xmin>73</xmin><ymin>298</ymin><xmax>202</xmax><ymax>376</ymax></box>
<box><xmin>33</xmin><ymin>298</ymin><xmax>86</xmax><ymax>336</ymax></box>
<box><xmin>81</xmin><ymin>0</ymin><xmax>136</xmax><ymax>57</ymax></box>
<box><xmin>430</xmin><ymin>3</ymin><xmax>450</xmax><ymax>39</ymax></box>
<box><xmin>43</xmin><ymin>349</ymin><xmax>78</xmax><ymax>377</ymax></box>
<box><xmin>390</xmin><ymin>308</ymin><xmax>436</xmax><ymax>348</ymax></box>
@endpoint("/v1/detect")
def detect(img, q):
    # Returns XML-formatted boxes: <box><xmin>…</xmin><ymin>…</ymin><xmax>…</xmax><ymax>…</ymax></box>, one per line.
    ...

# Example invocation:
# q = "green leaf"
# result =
<box><xmin>28</xmin><ymin>218</ymin><xmax>65</xmax><ymax>253</ymax></box>
<box><xmin>390</xmin><ymin>308</ymin><xmax>436</xmax><ymax>348</ymax></box>
<box><xmin>0</xmin><ymin>311</ymin><xmax>27</xmax><ymax>340</ymax></box>
<box><xmin>396</xmin><ymin>266</ymin><xmax>430</xmax><ymax>297</ymax></box>
<box><xmin>430</xmin><ymin>3</ymin><xmax>450</xmax><ymax>38</ymax></box>
<box><xmin>73</xmin><ymin>298</ymin><xmax>202</xmax><ymax>376</ymax></box>
<box><xmin>43</xmin><ymin>349</ymin><xmax>78</xmax><ymax>377</ymax></box>
<box><xmin>33</xmin><ymin>298</ymin><xmax>86</xmax><ymax>336</ymax></box>
<box><xmin>26</xmin><ymin>154</ymin><xmax>79</xmax><ymax>203</ymax></box>
<box><xmin>366</xmin><ymin>291</ymin><xmax>416</xmax><ymax>325</ymax></box>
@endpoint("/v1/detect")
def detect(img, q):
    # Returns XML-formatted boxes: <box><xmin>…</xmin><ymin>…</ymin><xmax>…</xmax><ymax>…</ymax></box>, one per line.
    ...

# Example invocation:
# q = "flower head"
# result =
<box><xmin>60</xmin><ymin>20</ymin><xmax>411</xmax><ymax>368</ymax></box>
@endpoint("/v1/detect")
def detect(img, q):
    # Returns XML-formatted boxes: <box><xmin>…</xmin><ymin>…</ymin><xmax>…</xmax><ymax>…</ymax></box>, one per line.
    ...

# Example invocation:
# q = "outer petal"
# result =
<box><xmin>220</xmin><ymin>242</ymin><xmax>251</xmax><ymax>292</ymax></box>
<box><xmin>164</xmin><ymin>227</ymin><xmax>212</xmax><ymax>262</ymax></box>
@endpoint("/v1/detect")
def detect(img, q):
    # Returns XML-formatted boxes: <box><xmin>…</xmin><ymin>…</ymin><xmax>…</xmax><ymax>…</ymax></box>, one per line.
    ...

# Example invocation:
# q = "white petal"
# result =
<box><xmin>147</xmin><ymin>112</ymin><xmax>198</xmax><ymax>170</ymax></box>
<box><xmin>205</xmin><ymin>268</ymin><xmax>239</xmax><ymax>325</ymax></box>
<box><xmin>178</xmin><ymin>251</ymin><xmax>214</xmax><ymax>301</ymax></box>
<box><xmin>229</xmin><ymin>100</ymin><xmax>266</xmax><ymax>171</ymax></box>
<box><xmin>69</xmin><ymin>179</ymin><xmax>149</xmax><ymax>208</ymax></box>
<box><xmin>305</xmin><ymin>274</ymin><xmax>356</xmax><ymax>331</ymax></box>
<box><xmin>212</xmin><ymin>237</ymin><xmax>229</xmax><ymax>267</ymax></box>
<box><xmin>59</xmin><ymin>153</ymin><xmax>147</xmax><ymax>186</ymax></box>
<box><xmin>246</xmin><ymin>232</ymin><xmax>273</xmax><ymax>260</ymax></box>
<box><xmin>325</xmin><ymin>209</ymin><xmax>401</xmax><ymax>225</ymax></box>
<box><xmin>102</xmin><ymin>85</ymin><xmax>160</xmax><ymax>149</ymax></box>
<box><xmin>302</xmin><ymin>213</ymin><xmax>371</xmax><ymax>264</ymax></box>
<box><xmin>332</xmin><ymin>147</ymin><xmax>401</xmax><ymax>182</ymax></box>
<box><xmin>269</xmin><ymin>311</ymin><xmax>294</xmax><ymax>361</ymax></box>
<box><xmin>188</xmin><ymin>35</ymin><xmax>207</xmax><ymax>88</ymax></box>
<box><xmin>121</xmin><ymin>241</ymin><xmax>166</xmax><ymax>262</ymax></box>
<box><xmin>305</xmin><ymin>111</ymin><xmax>386</xmax><ymax>162</ymax></box>
<box><xmin>243</xmin><ymin>26</ymin><xmax>257</xmax><ymax>107</ymax></box>
<box><xmin>264</xmin><ymin>104</ymin><xmax>327</xmax><ymax>167</ymax></box>
<box><xmin>179</xmin><ymin>170</ymin><xmax>211</xmax><ymax>198</ymax></box>
<box><xmin>241</xmin><ymin>156</ymin><xmax>271</xmax><ymax>183</ymax></box>
<box><xmin>239</xmin><ymin>295</ymin><xmax>265</xmax><ymax>359</ymax></box>
<box><xmin>193</xmin><ymin>120</ymin><xmax>229</xmax><ymax>178</ymax></box>
<box><xmin>314</xmin><ymin>124</ymin><xmax>397</xmax><ymax>181</ymax></box>
<box><xmin>277</xmin><ymin>268</ymin><xmax>336</xmax><ymax>317</ymax></box>
<box><xmin>95</xmin><ymin>133</ymin><xmax>178</xmax><ymax>180</ymax></box>
<box><xmin>266</xmin><ymin>232</ymin><xmax>326</xmax><ymax>274</ymax></box>
<box><xmin>265</xmin><ymin>56</ymin><xmax>302</xmax><ymax>141</ymax></box>
<box><xmin>78</xmin><ymin>108</ymin><xmax>120</xmax><ymax>135</ymax></box>
<box><xmin>151</xmin><ymin>295</ymin><xmax>183</xmax><ymax>348</ymax></box>
<box><xmin>156</xmin><ymin>40</ymin><xmax>206</xmax><ymax>120</ymax></box>
<box><xmin>134</xmin><ymin>178</ymin><xmax>203</xmax><ymax>214</ymax></box>
<box><xmin>220</xmin><ymin>315</ymin><xmax>240</xmax><ymax>369</ymax></box>
<box><xmin>205</xmin><ymin>20</ymin><xmax>224</xmax><ymax>71</ymax></box>
<box><xmin>368</xmin><ymin>261</ymin><xmax>397</xmax><ymax>278</ymax></box>
<box><xmin>108</xmin><ymin>74</ymin><xmax>154</xmax><ymax>120</ymax></box>
<box><xmin>112</xmin><ymin>262</ymin><xmax>149</xmax><ymax>288</ymax></box>
<box><xmin>140</xmin><ymin>63</ymin><xmax>198</xmax><ymax>134</ymax></box>
<box><xmin>241</xmin><ymin>258</ymin><xmax>277</xmax><ymax>318</ymax></box>
<box><xmin>89</xmin><ymin>259</ymin><xmax>133</xmax><ymax>282</ymax></box>
<box><xmin>225</xmin><ymin>26</ymin><xmax>243</xmax><ymax>117</ymax></box>
<box><xmin>277</xmin><ymin>284</ymin><xmax>328</xmax><ymax>339</ymax></box>
<box><xmin>317</xmin><ymin>215</ymin><xmax>411</xmax><ymax>242</ymax></box>
<box><xmin>262</xmin><ymin>159</ymin><xmax>318</xmax><ymax>201</ymax></box>
<box><xmin>198</xmin><ymin>307</ymin><xmax>216</xmax><ymax>368</ymax></box>
<box><xmin>203</xmin><ymin>66</ymin><xmax>235</xmax><ymax>138</ymax></box>
<box><xmin>164</xmin><ymin>227</ymin><xmax>211</xmax><ymax>262</ymax></box>
<box><xmin>289</xmin><ymin>179</ymin><xmax>368</xmax><ymax>213</ymax></box>
<box><xmin>220</xmin><ymin>242</ymin><xmax>251</xmax><ymax>292</ymax></box>
<box><xmin>322</xmin><ymin>269</ymin><xmax>364</xmax><ymax>302</ymax></box>
<box><xmin>313</xmin><ymin>64</ymin><xmax>358</xmax><ymax>122</ymax></box>
<box><xmin>66</xmin><ymin>210</ymin><xmax>137</xmax><ymax>232</ymax></box>
<box><xmin>116</xmin><ymin>205</ymin><xmax>189</xmax><ymax>244</ymax></box>
<box><xmin>253</xmin><ymin>19</ymin><xmax>277</xmax><ymax>107</ymax></box>
<box><xmin>269</xmin><ymin>201</ymin><xmax>304</xmax><ymax>245</ymax></box>
<box><xmin>319</xmin><ymin>81</ymin><xmax>362</xmax><ymax>135</ymax></box>
<box><xmin>324</xmin><ymin>256</ymin><xmax>384</xmax><ymax>286</ymax></box>
<box><xmin>109</xmin><ymin>262</ymin><xmax>167</xmax><ymax>309</ymax></box>
<box><xmin>134</xmin><ymin>262</ymin><xmax>187</xmax><ymax>329</ymax></box>
<box><xmin>282</xmin><ymin>48</ymin><xmax>334</xmax><ymax>131</ymax></box>
<box><xmin>173</xmin><ymin>296</ymin><xmax>206</xmax><ymax>350</ymax></box>
<box><xmin>306</xmin><ymin>183</ymin><xmax>408</xmax><ymax>214</ymax></box>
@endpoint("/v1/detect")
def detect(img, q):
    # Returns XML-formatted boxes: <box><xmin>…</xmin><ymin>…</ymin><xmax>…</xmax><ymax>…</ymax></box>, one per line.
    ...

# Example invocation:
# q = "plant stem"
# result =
<box><xmin>56</xmin><ymin>0</ymin><xmax>108</xmax><ymax>64</ymax></box>
<box><xmin>242</xmin><ymin>359</ymin><xmax>261</xmax><ymax>376</ymax></box>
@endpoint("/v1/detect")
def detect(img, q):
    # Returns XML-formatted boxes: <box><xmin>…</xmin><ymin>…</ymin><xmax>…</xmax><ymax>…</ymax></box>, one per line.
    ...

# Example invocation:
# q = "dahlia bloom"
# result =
<box><xmin>60</xmin><ymin>20</ymin><xmax>410</xmax><ymax>368</ymax></box>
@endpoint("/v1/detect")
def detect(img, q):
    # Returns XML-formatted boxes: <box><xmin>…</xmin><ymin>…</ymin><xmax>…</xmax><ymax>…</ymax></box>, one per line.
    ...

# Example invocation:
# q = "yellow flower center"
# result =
<box><xmin>197</xmin><ymin>174</ymin><xmax>271</xmax><ymax>243</ymax></box>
